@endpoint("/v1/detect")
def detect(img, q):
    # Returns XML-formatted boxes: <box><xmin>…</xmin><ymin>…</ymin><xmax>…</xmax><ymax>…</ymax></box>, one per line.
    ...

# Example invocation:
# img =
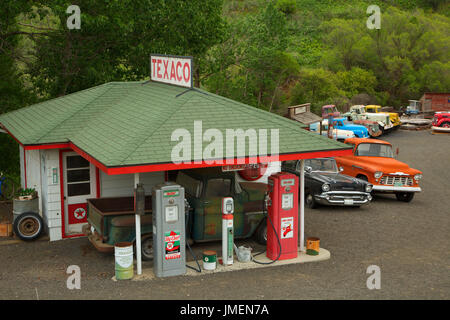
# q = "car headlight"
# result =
<box><xmin>365</xmin><ymin>184</ymin><xmax>373</xmax><ymax>192</ymax></box>
<box><xmin>322</xmin><ymin>183</ymin><xmax>330</xmax><ymax>192</ymax></box>
<box><xmin>374</xmin><ymin>171</ymin><xmax>383</xmax><ymax>179</ymax></box>
<box><xmin>414</xmin><ymin>174</ymin><xmax>422</xmax><ymax>181</ymax></box>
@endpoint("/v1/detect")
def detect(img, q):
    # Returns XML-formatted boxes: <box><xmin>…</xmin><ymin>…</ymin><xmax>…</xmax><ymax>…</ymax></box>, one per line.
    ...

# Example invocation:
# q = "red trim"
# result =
<box><xmin>69</xmin><ymin>142</ymin><xmax>109</xmax><ymax>173</ymax></box>
<box><xmin>60</xmin><ymin>148</ymin><xmax>100</xmax><ymax>239</ymax></box>
<box><xmin>96</xmin><ymin>167</ymin><xmax>101</xmax><ymax>197</ymax></box>
<box><xmin>3</xmin><ymin>127</ymin><xmax>353</xmax><ymax>176</ymax></box>
<box><xmin>103</xmin><ymin>148</ymin><xmax>353</xmax><ymax>175</ymax></box>
<box><xmin>24</xmin><ymin>143</ymin><xmax>70</xmax><ymax>150</ymax></box>
<box><xmin>1</xmin><ymin>124</ymin><xmax>70</xmax><ymax>150</ymax></box>
<box><xmin>23</xmin><ymin>148</ymin><xmax>27</xmax><ymax>188</ymax></box>
<box><xmin>64</xmin><ymin>233</ymin><xmax>85</xmax><ymax>239</ymax></box>
<box><xmin>0</xmin><ymin>125</ymin><xmax>24</xmax><ymax>146</ymax></box>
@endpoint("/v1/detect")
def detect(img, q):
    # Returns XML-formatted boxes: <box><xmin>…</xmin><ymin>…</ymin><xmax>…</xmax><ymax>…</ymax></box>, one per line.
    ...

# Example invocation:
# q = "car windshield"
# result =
<box><xmin>305</xmin><ymin>158</ymin><xmax>338</xmax><ymax>173</ymax></box>
<box><xmin>355</xmin><ymin>143</ymin><xmax>394</xmax><ymax>157</ymax></box>
<box><xmin>176</xmin><ymin>172</ymin><xmax>203</xmax><ymax>198</ymax></box>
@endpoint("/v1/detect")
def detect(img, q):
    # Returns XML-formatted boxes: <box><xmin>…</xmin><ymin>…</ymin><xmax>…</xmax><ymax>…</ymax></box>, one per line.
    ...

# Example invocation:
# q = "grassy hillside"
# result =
<box><xmin>203</xmin><ymin>0</ymin><xmax>449</xmax><ymax>113</ymax></box>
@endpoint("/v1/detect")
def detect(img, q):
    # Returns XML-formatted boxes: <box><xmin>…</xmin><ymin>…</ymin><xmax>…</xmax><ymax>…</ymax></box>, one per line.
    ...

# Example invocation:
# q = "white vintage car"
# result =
<box><xmin>342</xmin><ymin>105</ymin><xmax>393</xmax><ymax>132</ymax></box>
<box><xmin>309</xmin><ymin>120</ymin><xmax>355</xmax><ymax>141</ymax></box>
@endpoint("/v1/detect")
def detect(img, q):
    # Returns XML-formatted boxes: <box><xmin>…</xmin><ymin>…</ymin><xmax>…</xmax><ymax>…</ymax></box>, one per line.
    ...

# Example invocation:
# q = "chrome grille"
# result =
<box><xmin>380</xmin><ymin>176</ymin><xmax>413</xmax><ymax>186</ymax></box>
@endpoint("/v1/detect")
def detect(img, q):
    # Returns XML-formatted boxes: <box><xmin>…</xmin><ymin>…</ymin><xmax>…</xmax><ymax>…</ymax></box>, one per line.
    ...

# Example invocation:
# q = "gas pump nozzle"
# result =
<box><xmin>264</xmin><ymin>193</ymin><xmax>272</xmax><ymax>212</ymax></box>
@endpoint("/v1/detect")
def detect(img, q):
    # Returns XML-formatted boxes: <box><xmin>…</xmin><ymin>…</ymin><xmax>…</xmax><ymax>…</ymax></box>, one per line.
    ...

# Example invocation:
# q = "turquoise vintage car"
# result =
<box><xmin>84</xmin><ymin>167</ymin><xmax>267</xmax><ymax>260</ymax></box>
<box><xmin>330</xmin><ymin>118</ymin><xmax>370</xmax><ymax>138</ymax></box>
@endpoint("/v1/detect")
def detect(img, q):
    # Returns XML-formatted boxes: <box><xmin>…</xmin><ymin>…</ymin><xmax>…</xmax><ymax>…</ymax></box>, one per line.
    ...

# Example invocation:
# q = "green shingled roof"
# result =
<box><xmin>0</xmin><ymin>81</ymin><xmax>350</xmax><ymax>168</ymax></box>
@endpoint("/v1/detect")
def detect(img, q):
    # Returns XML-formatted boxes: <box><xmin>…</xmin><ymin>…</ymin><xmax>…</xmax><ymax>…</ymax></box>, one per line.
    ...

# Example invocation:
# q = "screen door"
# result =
<box><xmin>62</xmin><ymin>152</ymin><xmax>96</xmax><ymax>235</ymax></box>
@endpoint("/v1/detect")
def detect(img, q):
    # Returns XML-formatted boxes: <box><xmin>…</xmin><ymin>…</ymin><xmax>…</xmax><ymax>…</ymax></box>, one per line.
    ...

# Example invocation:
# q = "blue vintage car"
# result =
<box><xmin>330</xmin><ymin>118</ymin><xmax>370</xmax><ymax>138</ymax></box>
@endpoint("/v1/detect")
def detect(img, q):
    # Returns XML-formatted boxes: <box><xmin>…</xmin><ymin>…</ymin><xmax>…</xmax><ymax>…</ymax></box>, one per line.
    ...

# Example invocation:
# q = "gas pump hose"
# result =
<box><xmin>251</xmin><ymin>195</ymin><xmax>282</xmax><ymax>265</ymax></box>
<box><xmin>185</xmin><ymin>207</ymin><xmax>201</xmax><ymax>273</ymax></box>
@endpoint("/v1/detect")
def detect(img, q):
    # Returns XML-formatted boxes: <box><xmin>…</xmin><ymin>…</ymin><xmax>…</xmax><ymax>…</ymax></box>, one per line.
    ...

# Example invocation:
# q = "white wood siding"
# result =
<box><xmin>24</xmin><ymin>149</ymin><xmax>42</xmax><ymax>213</ymax></box>
<box><xmin>40</xmin><ymin>149</ymin><xmax>62</xmax><ymax>241</ymax></box>
<box><xmin>19</xmin><ymin>145</ymin><xmax>25</xmax><ymax>189</ymax></box>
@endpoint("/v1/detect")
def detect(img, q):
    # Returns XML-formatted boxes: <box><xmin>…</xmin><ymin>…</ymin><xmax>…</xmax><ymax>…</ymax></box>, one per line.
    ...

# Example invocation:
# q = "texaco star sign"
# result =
<box><xmin>74</xmin><ymin>208</ymin><xmax>86</xmax><ymax>220</ymax></box>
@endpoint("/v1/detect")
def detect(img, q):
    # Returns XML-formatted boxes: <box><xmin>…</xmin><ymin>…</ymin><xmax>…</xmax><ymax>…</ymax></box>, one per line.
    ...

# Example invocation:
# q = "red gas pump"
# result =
<box><xmin>266</xmin><ymin>172</ymin><xmax>299</xmax><ymax>261</ymax></box>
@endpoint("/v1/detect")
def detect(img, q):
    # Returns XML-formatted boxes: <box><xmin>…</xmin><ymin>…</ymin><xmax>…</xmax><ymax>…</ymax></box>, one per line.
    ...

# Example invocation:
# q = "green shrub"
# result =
<box><xmin>276</xmin><ymin>0</ymin><xmax>297</xmax><ymax>15</ymax></box>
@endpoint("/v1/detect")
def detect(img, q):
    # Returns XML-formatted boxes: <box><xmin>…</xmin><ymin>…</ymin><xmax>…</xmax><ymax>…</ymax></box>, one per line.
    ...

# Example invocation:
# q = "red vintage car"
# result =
<box><xmin>322</xmin><ymin>105</ymin><xmax>340</xmax><ymax>119</ymax></box>
<box><xmin>432</xmin><ymin>112</ymin><xmax>450</xmax><ymax>127</ymax></box>
<box><xmin>334</xmin><ymin>138</ymin><xmax>422</xmax><ymax>202</ymax></box>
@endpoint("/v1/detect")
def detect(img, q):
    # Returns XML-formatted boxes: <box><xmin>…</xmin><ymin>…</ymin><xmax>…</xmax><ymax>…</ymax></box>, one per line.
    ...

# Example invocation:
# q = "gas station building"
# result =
<box><xmin>0</xmin><ymin>55</ymin><xmax>352</xmax><ymax>275</ymax></box>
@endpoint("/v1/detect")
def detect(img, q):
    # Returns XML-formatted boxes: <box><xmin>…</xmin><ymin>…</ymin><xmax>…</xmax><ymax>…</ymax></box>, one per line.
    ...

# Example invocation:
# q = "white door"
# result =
<box><xmin>62</xmin><ymin>151</ymin><xmax>96</xmax><ymax>235</ymax></box>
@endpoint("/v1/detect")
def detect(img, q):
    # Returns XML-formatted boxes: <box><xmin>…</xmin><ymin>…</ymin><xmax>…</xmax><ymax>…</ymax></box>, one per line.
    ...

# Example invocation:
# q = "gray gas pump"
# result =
<box><xmin>152</xmin><ymin>182</ymin><xmax>186</xmax><ymax>277</ymax></box>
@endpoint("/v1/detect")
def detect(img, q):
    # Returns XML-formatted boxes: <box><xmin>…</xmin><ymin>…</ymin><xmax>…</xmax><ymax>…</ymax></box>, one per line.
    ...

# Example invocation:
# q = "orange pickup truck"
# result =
<box><xmin>334</xmin><ymin>138</ymin><xmax>422</xmax><ymax>202</ymax></box>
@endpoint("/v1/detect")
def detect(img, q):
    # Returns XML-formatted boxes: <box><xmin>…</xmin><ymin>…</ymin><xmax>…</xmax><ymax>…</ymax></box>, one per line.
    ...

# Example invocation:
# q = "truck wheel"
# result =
<box><xmin>441</xmin><ymin>122</ymin><xmax>450</xmax><ymax>128</ymax></box>
<box><xmin>141</xmin><ymin>234</ymin><xmax>153</xmax><ymax>261</ymax></box>
<box><xmin>13</xmin><ymin>212</ymin><xmax>43</xmax><ymax>241</ymax></box>
<box><xmin>395</xmin><ymin>192</ymin><xmax>414</xmax><ymax>202</ymax></box>
<box><xmin>305</xmin><ymin>193</ymin><xmax>318</xmax><ymax>209</ymax></box>
<box><xmin>255</xmin><ymin>220</ymin><xmax>267</xmax><ymax>245</ymax></box>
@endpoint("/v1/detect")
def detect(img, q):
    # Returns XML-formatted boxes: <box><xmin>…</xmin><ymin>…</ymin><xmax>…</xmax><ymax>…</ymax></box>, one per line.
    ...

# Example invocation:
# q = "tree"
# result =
<box><xmin>289</xmin><ymin>67</ymin><xmax>345</xmax><ymax>113</ymax></box>
<box><xmin>203</xmin><ymin>2</ymin><xmax>299</xmax><ymax>111</ymax></box>
<box><xmin>1</xmin><ymin>0</ymin><xmax>226</xmax><ymax>98</ymax></box>
<box><xmin>320</xmin><ymin>7</ymin><xmax>450</xmax><ymax>106</ymax></box>
<box><xmin>335</xmin><ymin>67</ymin><xmax>377</xmax><ymax>98</ymax></box>
<box><xmin>0</xmin><ymin>1</ymin><xmax>37</xmax><ymax>176</ymax></box>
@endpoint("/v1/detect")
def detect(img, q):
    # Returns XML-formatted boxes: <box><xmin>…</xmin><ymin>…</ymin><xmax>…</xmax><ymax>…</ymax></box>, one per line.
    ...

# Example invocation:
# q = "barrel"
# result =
<box><xmin>202</xmin><ymin>250</ymin><xmax>217</xmax><ymax>270</ymax></box>
<box><xmin>13</xmin><ymin>198</ymin><xmax>39</xmax><ymax>222</ymax></box>
<box><xmin>114</xmin><ymin>242</ymin><xmax>134</xmax><ymax>280</ymax></box>
<box><xmin>306</xmin><ymin>237</ymin><xmax>320</xmax><ymax>256</ymax></box>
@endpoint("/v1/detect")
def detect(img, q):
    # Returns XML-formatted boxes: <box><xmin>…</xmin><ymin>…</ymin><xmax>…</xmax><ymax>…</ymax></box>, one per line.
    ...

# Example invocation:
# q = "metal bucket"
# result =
<box><xmin>13</xmin><ymin>198</ymin><xmax>39</xmax><ymax>222</ymax></box>
<box><xmin>202</xmin><ymin>250</ymin><xmax>217</xmax><ymax>271</ymax></box>
<box><xmin>114</xmin><ymin>242</ymin><xmax>134</xmax><ymax>280</ymax></box>
<box><xmin>306</xmin><ymin>237</ymin><xmax>320</xmax><ymax>256</ymax></box>
<box><xmin>234</xmin><ymin>245</ymin><xmax>252</xmax><ymax>263</ymax></box>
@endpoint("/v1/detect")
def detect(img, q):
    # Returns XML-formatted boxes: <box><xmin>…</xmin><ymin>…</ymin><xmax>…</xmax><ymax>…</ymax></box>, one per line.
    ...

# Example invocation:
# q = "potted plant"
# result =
<box><xmin>15</xmin><ymin>188</ymin><xmax>38</xmax><ymax>201</ymax></box>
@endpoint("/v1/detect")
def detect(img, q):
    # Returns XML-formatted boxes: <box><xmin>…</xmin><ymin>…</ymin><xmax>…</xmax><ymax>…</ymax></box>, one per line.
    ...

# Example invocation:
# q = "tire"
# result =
<box><xmin>441</xmin><ymin>122</ymin><xmax>450</xmax><ymax>128</ymax></box>
<box><xmin>13</xmin><ymin>212</ymin><xmax>43</xmax><ymax>241</ymax></box>
<box><xmin>255</xmin><ymin>219</ymin><xmax>267</xmax><ymax>245</ymax></box>
<box><xmin>305</xmin><ymin>193</ymin><xmax>318</xmax><ymax>209</ymax></box>
<box><xmin>395</xmin><ymin>192</ymin><xmax>415</xmax><ymax>202</ymax></box>
<box><xmin>1</xmin><ymin>177</ymin><xmax>15</xmax><ymax>201</ymax></box>
<box><xmin>140</xmin><ymin>234</ymin><xmax>154</xmax><ymax>261</ymax></box>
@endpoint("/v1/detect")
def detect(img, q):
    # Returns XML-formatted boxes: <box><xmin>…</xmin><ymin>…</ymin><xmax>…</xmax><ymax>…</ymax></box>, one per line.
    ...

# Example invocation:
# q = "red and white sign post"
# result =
<box><xmin>150</xmin><ymin>55</ymin><xmax>193</xmax><ymax>88</ymax></box>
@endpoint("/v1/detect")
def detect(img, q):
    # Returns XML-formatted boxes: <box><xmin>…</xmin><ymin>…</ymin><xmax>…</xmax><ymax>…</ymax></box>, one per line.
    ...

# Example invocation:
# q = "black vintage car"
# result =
<box><xmin>282</xmin><ymin>158</ymin><xmax>373</xmax><ymax>208</ymax></box>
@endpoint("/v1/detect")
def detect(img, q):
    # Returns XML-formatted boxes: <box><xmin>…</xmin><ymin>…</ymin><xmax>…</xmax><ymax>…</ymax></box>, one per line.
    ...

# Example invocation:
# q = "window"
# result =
<box><xmin>176</xmin><ymin>172</ymin><xmax>202</xmax><ymax>198</ymax></box>
<box><xmin>205</xmin><ymin>178</ymin><xmax>231</xmax><ymax>198</ymax></box>
<box><xmin>66</xmin><ymin>155</ymin><xmax>91</xmax><ymax>197</ymax></box>
<box><xmin>355</xmin><ymin>143</ymin><xmax>393</xmax><ymax>158</ymax></box>
<box><xmin>283</xmin><ymin>160</ymin><xmax>297</xmax><ymax>171</ymax></box>
<box><xmin>305</xmin><ymin>158</ymin><xmax>338</xmax><ymax>173</ymax></box>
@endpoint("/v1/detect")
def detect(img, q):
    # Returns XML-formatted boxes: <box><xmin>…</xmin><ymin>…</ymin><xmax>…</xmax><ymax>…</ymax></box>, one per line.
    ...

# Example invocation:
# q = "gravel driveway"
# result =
<box><xmin>0</xmin><ymin>130</ymin><xmax>448</xmax><ymax>300</ymax></box>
